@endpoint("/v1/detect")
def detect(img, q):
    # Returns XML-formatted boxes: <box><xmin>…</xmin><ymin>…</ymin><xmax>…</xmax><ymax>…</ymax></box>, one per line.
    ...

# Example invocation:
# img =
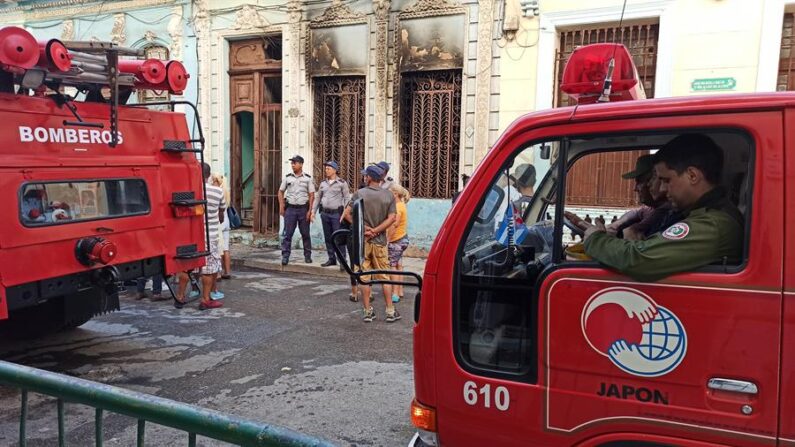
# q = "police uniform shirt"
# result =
<box><xmin>279</xmin><ymin>172</ymin><xmax>315</xmax><ymax>205</ymax></box>
<box><xmin>313</xmin><ymin>178</ymin><xmax>350</xmax><ymax>214</ymax></box>
<box><xmin>583</xmin><ymin>187</ymin><xmax>743</xmax><ymax>282</ymax></box>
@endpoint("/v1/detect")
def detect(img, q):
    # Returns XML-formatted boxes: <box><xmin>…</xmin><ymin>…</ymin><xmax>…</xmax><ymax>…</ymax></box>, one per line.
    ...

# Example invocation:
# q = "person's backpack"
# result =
<box><xmin>227</xmin><ymin>206</ymin><xmax>242</xmax><ymax>229</ymax></box>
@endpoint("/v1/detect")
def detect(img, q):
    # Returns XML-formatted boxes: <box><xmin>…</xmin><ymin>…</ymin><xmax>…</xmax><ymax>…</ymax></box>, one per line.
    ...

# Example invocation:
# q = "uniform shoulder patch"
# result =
<box><xmin>662</xmin><ymin>222</ymin><xmax>690</xmax><ymax>240</ymax></box>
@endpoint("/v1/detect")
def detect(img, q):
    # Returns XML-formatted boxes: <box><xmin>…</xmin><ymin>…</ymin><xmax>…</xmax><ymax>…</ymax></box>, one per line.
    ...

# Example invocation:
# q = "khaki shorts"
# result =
<box><xmin>360</xmin><ymin>242</ymin><xmax>389</xmax><ymax>282</ymax></box>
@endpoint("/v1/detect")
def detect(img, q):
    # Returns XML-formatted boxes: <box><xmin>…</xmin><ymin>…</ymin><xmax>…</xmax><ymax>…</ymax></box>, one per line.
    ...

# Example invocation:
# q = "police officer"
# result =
<box><xmin>376</xmin><ymin>161</ymin><xmax>396</xmax><ymax>189</ymax></box>
<box><xmin>580</xmin><ymin>134</ymin><xmax>743</xmax><ymax>282</ymax></box>
<box><xmin>312</xmin><ymin>160</ymin><xmax>351</xmax><ymax>268</ymax></box>
<box><xmin>278</xmin><ymin>155</ymin><xmax>315</xmax><ymax>265</ymax></box>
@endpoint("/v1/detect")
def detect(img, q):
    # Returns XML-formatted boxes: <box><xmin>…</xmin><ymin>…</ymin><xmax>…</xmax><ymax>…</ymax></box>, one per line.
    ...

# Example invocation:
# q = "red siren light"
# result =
<box><xmin>164</xmin><ymin>60</ymin><xmax>188</xmax><ymax>94</ymax></box>
<box><xmin>38</xmin><ymin>39</ymin><xmax>72</xmax><ymax>72</ymax></box>
<box><xmin>118</xmin><ymin>58</ymin><xmax>167</xmax><ymax>85</ymax></box>
<box><xmin>560</xmin><ymin>43</ymin><xmax>646</xmax><ymax>104</ymax></box>
<box><xmin>0</xmin><ymin>26</ymin><xmax>39</xmax><ymax>71</ymax></box>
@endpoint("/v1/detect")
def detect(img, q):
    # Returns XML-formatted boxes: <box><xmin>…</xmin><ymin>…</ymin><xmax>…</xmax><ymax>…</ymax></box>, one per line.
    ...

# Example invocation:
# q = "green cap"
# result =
<box><xmin>621</xmin><ymin>154</ymin><xmax>656</xmax><ymax>179</ymax></box>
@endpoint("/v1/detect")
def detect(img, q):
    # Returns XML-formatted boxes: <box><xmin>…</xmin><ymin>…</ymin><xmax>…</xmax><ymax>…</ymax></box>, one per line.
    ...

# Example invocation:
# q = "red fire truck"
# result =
<box><xmin>0</xmin><ymin>27</ymin><xmax>208</xmax><ymax>336</ymax></box>
<box><xmin>354</xmin><ymin>41</ymin><xmax>795</xmax><ymax>446</ymax></box>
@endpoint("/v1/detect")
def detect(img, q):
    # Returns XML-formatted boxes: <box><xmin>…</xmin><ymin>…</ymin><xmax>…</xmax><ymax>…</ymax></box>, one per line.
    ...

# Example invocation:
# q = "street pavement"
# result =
<box><xmin>0</xmin><ymin>269</ymin><xmax>418</xmax><ymax>446</ymax></box>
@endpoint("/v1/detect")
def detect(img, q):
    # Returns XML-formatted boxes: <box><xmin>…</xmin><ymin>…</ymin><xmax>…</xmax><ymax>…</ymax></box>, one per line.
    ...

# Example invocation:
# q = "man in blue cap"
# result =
<box><xmin>376</xmin><ymin>161</ymin><xmax>395</xmax><ymax>190</ymax></box>
<box><xmin>343</xmin><ymin>164</ymin><xmax>399</xmax><ymax>323</ymax></box>
<box><xmin>313</xmin><ymin>160</ymin><xmax>351</xmax><ymax>268</ymax></box>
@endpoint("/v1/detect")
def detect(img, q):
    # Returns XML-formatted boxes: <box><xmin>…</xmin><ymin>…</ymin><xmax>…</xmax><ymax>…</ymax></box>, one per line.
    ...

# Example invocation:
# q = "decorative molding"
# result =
<box><xmin>310</xmin><ymin>0</ymin><xmax>367</xmax><ymax>28</ymax></box>
<box><xmin>288</xmin><ymin>0</ymin><xmax>302</xmax><ymax>24</ymax></box>
<box><xmin>60</xmin><ymin>19</ymin><xmax>74</xmax><ymax>41</ymax></box>
<box><xmin>0</xmin><ymin>0</ymin><xmax>177</xmax><ymax>22</ymax></box>
<box><xmin>374</xmin><ymin>0</ymin><xmax>390</xmax><ymax>21</ymax></box>
<box><xmin>167</xmin><ymin>5</ymin><xmax>183</xmax><ymax>61</ymax></box>
<box><xmin>110</xmin><ymin>13</ymin><xmax>126</xmax><ymax>46</ymax></box>
<box><xmin>232</xmin><ymin>4</ymin><xmax>269</xmax><ymax>30</ymax></box>
<box><xmin>399</xmin><ymin>0</ymin><xmax>465</xmax><ymax>19</ymax></box>
<box><xmin>474</xmin><ymin>0</ymin><xmax>494</xmax><ymax>162</ymax></box>
<box><xmin>143</xmin><ymin>30</ymin><xmax>157</xmax><ymax>43</ymax></box>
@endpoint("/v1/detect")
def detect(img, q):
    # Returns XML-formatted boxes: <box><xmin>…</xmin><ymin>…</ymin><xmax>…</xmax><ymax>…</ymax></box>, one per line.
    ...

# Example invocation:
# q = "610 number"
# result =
<box><xmin>463</xmin><ymin>381</ymin><xmax>510</xmax><ymax>411</ymax></box>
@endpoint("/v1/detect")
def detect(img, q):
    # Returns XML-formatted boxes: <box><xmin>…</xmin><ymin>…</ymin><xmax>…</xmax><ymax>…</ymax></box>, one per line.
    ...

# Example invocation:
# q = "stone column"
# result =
<box><xmin>474</xmin><ymin>0</ymin><xmax>495</xmax><ymax>164</ymax></box>
<box><xmin>193</xmin><ymin>0</ymin><xmax>212</xmax><ymax>160</ymax></box>
<box><xmin>286</xmin><ymin>0</ymin><xmax>304</xmax><ymax>164</ymax></box>
<box><xmin>373</xmin><ymin>0</ymin><xmax>391</xmax><ymax>165</ymax></box>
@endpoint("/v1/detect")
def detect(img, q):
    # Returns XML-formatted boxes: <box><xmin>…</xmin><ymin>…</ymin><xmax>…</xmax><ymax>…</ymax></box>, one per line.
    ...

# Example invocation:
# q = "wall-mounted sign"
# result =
<box><xmin>691</xmin><ymin>77</ymin><xmax>736</xmax><ymax>92</ymax></box>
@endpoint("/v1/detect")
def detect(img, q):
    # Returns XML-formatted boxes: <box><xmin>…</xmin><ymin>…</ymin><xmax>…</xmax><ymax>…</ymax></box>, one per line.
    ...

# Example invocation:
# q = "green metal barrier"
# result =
<box><xmin>0</xmin><ymin>360</ymin><xmax>335</xmax><ymax>447</ymax></box>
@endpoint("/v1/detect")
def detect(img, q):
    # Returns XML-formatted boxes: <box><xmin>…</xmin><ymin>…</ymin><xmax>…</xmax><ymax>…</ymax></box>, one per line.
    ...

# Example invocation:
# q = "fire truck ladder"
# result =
<box><xmin>128</xmin><ymin>100</ymin><xmax>212</xmax><ymax>302</ymax></box>
<box><xmin>0</xmin><ymin>360</ymin><xmax>334</xmax><ymax>447</ymax></box>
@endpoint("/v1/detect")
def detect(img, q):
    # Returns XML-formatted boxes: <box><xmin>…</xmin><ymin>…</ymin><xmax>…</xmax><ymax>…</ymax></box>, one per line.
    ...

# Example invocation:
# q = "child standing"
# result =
<box><xmin>387</xmin><ymin>185</ymin><xmax>410</xmax><ymax>303</ymax></box>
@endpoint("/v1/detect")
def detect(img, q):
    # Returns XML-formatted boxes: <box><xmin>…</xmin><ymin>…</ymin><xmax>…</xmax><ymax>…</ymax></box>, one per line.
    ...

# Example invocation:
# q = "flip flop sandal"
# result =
<box><xmin>349</xmin><ymin>294</ymin><xmax>359</xmax><ymax>302</ymax></box>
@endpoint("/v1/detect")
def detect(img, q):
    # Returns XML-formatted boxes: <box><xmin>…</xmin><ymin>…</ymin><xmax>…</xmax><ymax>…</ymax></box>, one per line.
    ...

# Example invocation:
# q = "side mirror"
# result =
<box><xmin>474</xmin><ymin>184</ymin><xmax>505</xmax><ymax>224</ymax></box>
<box><xmin>349</xmin><ymin>198</ymin><xmax>365</xmax><ymax>268</ymax></box>
<box><xmin>539</xmin><ymin>143</ymin><xmax>551</xmax><ymax>160</ymax></box>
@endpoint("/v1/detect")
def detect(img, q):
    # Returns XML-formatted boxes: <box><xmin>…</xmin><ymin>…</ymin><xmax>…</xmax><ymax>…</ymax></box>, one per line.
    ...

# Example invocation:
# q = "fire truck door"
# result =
<box><xmin>542</xmin><ymin>120</ymin><xmax>782</xmax><ymax>446</ymax></box>
<box><xmin>777</xmin><ymin>108</ymin><xmax>795</xmax><ymax>447</ymax></box>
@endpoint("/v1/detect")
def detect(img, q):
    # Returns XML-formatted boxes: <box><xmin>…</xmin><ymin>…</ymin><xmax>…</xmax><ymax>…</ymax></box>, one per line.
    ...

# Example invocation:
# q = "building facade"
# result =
<box><xmin>197</xmin><ymin>0</ymin><xmax>502</xmax><ymax>251</ymax></box>
<box><xmin>5</xmin><ymin>0</ymin><xmax>795</xmax><ymax>252</ymax></box>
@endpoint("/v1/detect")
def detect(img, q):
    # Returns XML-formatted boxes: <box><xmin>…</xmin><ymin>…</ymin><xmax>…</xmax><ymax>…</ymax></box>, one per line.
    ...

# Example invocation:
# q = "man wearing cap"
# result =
<box><xmin>313</xmin><ymin>160</ymin><xmax>351</xmax><ymax>268</ymax></box>
<box><xmin>278</xmin><ymin>155</ymin><xmax>315</xmax><ymax>265</ymax></box>
<box><xmin>577</xmin><ymin>134</ymin><xmax>743</xmax><ymax>281</ymax></box>
<box><xmin>511</xmin><ymin>163</ymin><xmax>536</xmax><ymax>215</ymax></box>
<box><xmin>343</xmin><ymin>164</ymin><xmax>399</xmax><ymax>323</ymax></box>
<box><xmin>376</xmin><ymin>161</ymin><xmax>396</xmax><ymax>190</ymax></box>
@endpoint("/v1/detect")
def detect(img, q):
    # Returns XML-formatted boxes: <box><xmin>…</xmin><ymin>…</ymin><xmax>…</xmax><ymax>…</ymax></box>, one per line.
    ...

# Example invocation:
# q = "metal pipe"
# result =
<box><xmin>68</xmin><ymin>50</ymin><xmax>107</xmax><ymax>64</ymax></box>
<box><xmin>72</xmin><ymin>60</ymin><xmax>107</xmax><ymax>73</ymax></box>
<box><xmin>0</xmin><ymin>360</ymin><xmax>334</xmax><ymax>447</ymax></box>
<box><xmin>19</xmin><ymin>390</ymin><xmax>27</xmax><ymax>447</ymax></box>
<box><xmin>46</xmin><ymin>72</ymin><xmax>136</xmax><ymax>86</ymax></box>
<box><xmin>57</xmin><ymin>399</ymin><xmax>65</xmax><ymax>447</ymax></box>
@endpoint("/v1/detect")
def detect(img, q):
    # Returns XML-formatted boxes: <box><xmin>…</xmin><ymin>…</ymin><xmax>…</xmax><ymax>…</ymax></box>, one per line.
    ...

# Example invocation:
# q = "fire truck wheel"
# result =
<box><xmin>61</xmin><ymin>315</ymin><xmax>93</xmax><ymax>331</ymax></box>
<box><xmin>0</xmin><ymin>299</ymin><xmax>63</xmax><ymax>339</ymax></box>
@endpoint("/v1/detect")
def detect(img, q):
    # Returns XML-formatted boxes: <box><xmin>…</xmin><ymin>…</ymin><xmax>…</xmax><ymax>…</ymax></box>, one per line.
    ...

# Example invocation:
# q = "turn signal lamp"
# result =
<box><xmin>410</xmin><ymin>398</ymin><xmax>437</xmax><ymax>432</ymax></box>
<box><xmin>173</xmin><ymin>204</ymin><xmax>204</xmax><ymax>218</ymax></box>
<box><xmin>0</xmin><ymin>26</ymin><xmax>39</xmax><ymax>71</ymax></box>
<box><xmin>560</xmin><ymin>43</ymin><xmax>646</xmax><ymax>104</ymax></box>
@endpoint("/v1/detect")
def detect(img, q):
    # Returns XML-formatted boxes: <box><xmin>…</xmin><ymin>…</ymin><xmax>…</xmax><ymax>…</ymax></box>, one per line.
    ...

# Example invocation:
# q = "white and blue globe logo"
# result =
<box><xmin>582</xmin><ymin>288</ymin><xmax>687</xmax><ymax>377</ymax></box>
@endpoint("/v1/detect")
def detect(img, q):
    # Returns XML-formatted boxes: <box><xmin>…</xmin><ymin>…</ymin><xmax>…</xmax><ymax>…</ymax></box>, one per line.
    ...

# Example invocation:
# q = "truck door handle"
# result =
<box><xmin>707</xmin><ymin>378</ymin><xmax>758</xmax><ymax>395</ymax></box>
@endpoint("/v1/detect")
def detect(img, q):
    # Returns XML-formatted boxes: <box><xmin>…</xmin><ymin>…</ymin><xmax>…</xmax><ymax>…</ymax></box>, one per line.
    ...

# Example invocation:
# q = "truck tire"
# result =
<box><xmin>61</xmin><ymin>314</ymin><xmax>93</xmax><ymax>331</ymax></box>
<box><xmin>0</xmin><ymin>299</ymin><xmax>62</xmax><ymax>339</ymax></box>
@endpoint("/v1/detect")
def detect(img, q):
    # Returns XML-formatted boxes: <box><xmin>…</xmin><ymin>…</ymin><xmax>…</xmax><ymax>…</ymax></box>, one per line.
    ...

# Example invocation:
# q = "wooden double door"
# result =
<box><xmin>229</xmin><ymin>38</ymin><xmax>282</xmax><ymax>234</ymax></box>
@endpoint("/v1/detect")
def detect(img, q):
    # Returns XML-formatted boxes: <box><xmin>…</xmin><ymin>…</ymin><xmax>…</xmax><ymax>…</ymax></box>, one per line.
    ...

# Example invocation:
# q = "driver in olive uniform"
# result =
<box><xmin>578</xmin><ymin>134</ymin><xmax>743</xmax><ymax>282</ymax></box>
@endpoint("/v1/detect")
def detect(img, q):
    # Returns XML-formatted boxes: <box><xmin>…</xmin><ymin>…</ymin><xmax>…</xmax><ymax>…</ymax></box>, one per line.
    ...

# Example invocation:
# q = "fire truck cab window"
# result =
<box><xmin>20</xmin><ymin>179</ymin><xmax>150</xmax><ymax>226</ymax></box>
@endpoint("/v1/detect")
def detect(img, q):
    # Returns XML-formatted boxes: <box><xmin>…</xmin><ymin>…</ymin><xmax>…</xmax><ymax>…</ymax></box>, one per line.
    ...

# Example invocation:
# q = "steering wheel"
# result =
<box><xmin>563</xmin><ymin>215</ymin><xmax>585</xmax><ymax>237</ymax></box>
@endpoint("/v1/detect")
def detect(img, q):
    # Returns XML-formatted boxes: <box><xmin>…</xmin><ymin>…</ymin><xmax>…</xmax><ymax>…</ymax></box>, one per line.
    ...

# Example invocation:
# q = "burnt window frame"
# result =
<box><xmin>19</xmin><ymin>178</ymin><xmax>151</xmax><ymax>228</ymax></box>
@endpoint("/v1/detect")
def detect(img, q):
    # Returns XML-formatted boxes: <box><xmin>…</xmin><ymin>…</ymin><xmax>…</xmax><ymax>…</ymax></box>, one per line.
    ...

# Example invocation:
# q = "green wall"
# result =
<box><xmin>240</xmin><ymin>112</ymin><xmax>254</xmax><ymax>208</ymax></box>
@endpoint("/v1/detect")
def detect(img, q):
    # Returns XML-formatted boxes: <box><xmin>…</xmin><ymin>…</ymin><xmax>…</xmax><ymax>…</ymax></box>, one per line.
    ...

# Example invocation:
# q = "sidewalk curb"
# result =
<box><xmin>232</xmin><ymin>258</ymin><xmax>349</xmax><ymax>279</ymax></box>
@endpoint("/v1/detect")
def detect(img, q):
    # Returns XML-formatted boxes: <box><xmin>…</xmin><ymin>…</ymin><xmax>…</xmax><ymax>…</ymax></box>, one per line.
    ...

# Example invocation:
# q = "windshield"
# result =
<box><xmin>460</xmin><ymin>141</ymin><xmax>559</xmax><ymax>278</ymax></box>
